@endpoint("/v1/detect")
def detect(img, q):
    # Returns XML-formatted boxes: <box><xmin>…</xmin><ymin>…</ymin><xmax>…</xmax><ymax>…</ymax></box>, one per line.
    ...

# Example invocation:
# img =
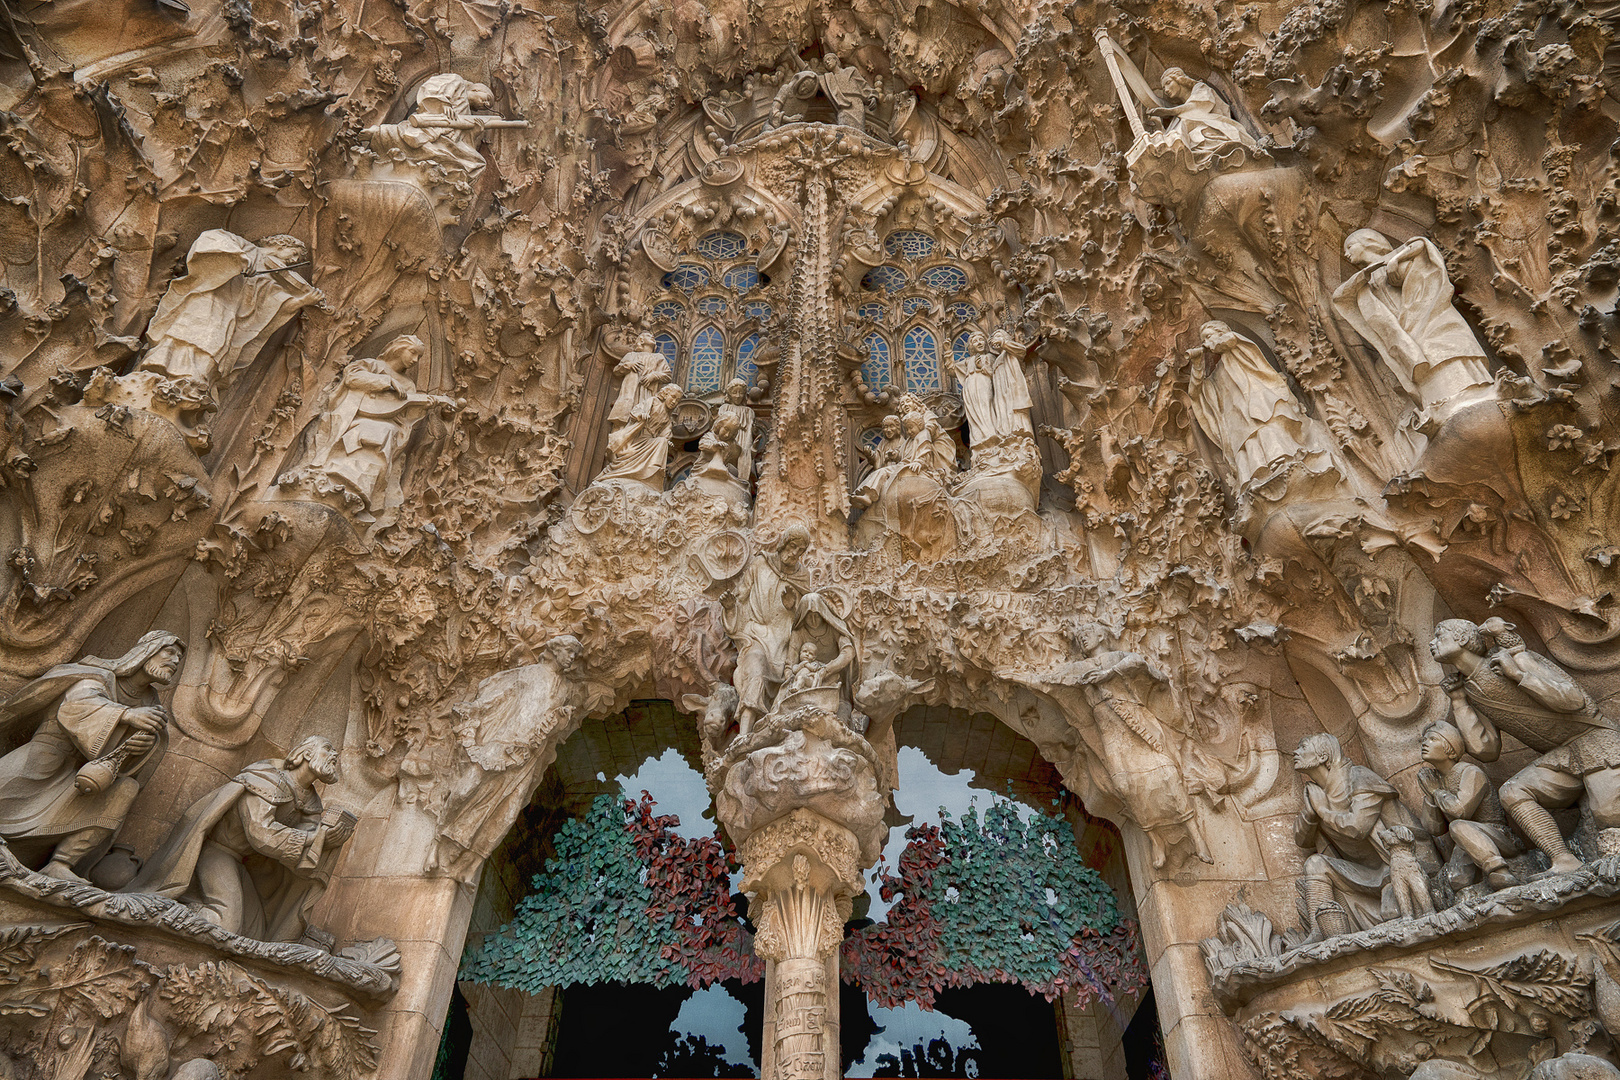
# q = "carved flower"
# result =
<box><xmin>1546</xmin><ymin>424</ymin><xmax>1583</xmax><ymax>451</ymax></box>
<box><xmin>1548</xmin><ymin>491</ymin><xmax>1582</xmax><ymax>520</ymax></box>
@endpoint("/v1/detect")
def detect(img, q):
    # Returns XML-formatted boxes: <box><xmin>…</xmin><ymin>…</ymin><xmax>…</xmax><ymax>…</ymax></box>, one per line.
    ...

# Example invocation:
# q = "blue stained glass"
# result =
<box><xmin>652</xmin><ymin>301</ymin><xmax>685</xmax><ymax>321</ymax></box>
<box><xmin>663</xmin><ymin>265</ymin><xmax>710</xmax><ymax>293</ymax></box>
<box><xmin>736</xmin><ymin>333</ymin><xmax>761</xmax><ymax>387</ymax></box>
<box><xmin>858</xmin><ymin>302</ymin><xmax>886</xmax><ymax>322</ymax></box>
<box><xmin>953</xmin><ymin>330</ymin><xmax>974</xmax><ymax>365</ymax></box>
<box><xmin>947</xmin><ymin>301</ymin><xmax>978</xmax><ymax>323</ymax></box>
<box><xmin>722</xmin><ymin>266</ymin><xmax>762</xmax><ymax>292</ymax></box>
<box><xmin>653</xmin><ymin>332</ymin><xmax>679</xmax><ymax>368</ymax></box>
<box><xmin>903</xmin><ymin>326</ymin><xmax>942</xmax><ymax>393</ymax></box>
<box><xmin>861</xmin><ymin>333</ymin><xmax>892</xmax><ymax>390</ymax></box>
<box><xmin>696</xmin><ymin>295</ymin><xmax>729</xmax><ymax>315</ymax></box>
<box><xmin>858</xmin><ymin>426</ymin><xmax>886</xmax><ymax>456</ymax></box>
<box><xmin>686</xmin><ymin>326</ymin><xmax>725</xmax><ymax>394</ymax></box>
<box><xmin>920</xmin><ymin>265</ymin><xmax>968</xmax><ymax>293</ymax></box>
<box><xmin>861</xmin><ymin>265</ymin><xmax>909</xmax><ymax>294</ymax></box>
<box><xmin>743</xmin><ymin>300</ymin><xmax>773</xmax><ymax>322</ymax></box>
<box><xmin>902</xmin><ymin>297</ymin><xmax>934</xmax><ymax>316</ymax></box>
<box><xmin>696</xmin><ymin>231</ymin><xmax>748</xmax><ymax>259</ymax></box>
<box><xmin>884</xmin><ymin>230</ymin><xmax>936</xmax><ymax>261</ymax></box>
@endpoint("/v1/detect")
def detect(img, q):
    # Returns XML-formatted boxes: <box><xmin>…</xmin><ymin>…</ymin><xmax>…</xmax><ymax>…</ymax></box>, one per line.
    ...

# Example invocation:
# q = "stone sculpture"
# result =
<box><xmin>716</xmin><ymin>378</ymin><xmax>757</xmax><ymax>482</ymax></box>
<box><xmin>948</xmin><ymin>329</ymin><xmax>1035</xmax><ymax>448</ymax></box>
<box><xmin>1333</xmin><ymin>230</ymin><xmax>1496</xmax><ymax>429</ymax></box>
<box><xmin>1430</xmin><ymin>618</ymin><xmax>1620</xmax><ymax>876</ymax></box>
<box><xmin>1146</xmin><ymin>68</ymin><xmax>1261</xmax><ymax>169</ymax></box>
<box><xmin>596</xmin><ymin>382</ymin><xmax>683</xmax><ymax>489</ymax></box>
<box><xmin>276</xmin><ymin>334</ymin><xmax>455</xmax><ymax>516</ymax></box>
<box><xmin>94</xmin><ymin>231</ymin><xmax>321</xmax><ymax>449</ymax></box>
<box><xmin>607</xmin><ymin>331</ymin><xmax>674</xmax><ymax>427</ymax></box>
<box><xmin>0</xmin><ymin>632</ymin><xmax>183</xmax><ymax>881</ymax></box>
<box><xmin>137</xmin><ymin>231</ymin><xmax>320</xmax><ymax>392</ymax></box>
<box><xmin>851</xmin><ymin>414</ymin><xmax>905</xmax><ymax>509</ymax></box>
<box><xmin>1416</xmin><ymin>719</ymin><xmax>1523</xmax><ymax>891</ymax></box>
<box><xmin>720</xmin><ymin>527</ymin><xmax>812</xmax><ymax>735</ymax></box>
<box><xmin>360</xmin><ymin>73</ymin><xmax>523</xmax><ymax>185</ymax></box>
<box><xmin>127</xmin><ymin>735</ymin><xmax>353</xmax><ymax>944</ymax></box>
<box><xmin>820</xmin><ymin>53</ymin><xmax>877</xmax><ymax>131</ymax></box>
<box><xmin>1293</xmin><ymin>733</ymin><xmax>1436</xmax><ymax>938</ymax></box>
<box><xmin>1185</xmin><ymin>320</ymin><xmax>1333</xmax><ymax>490</ymax></box>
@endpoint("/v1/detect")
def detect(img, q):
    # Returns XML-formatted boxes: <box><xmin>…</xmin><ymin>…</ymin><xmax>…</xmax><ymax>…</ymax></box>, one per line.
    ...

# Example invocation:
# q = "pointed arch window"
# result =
<box><xmin>861</xmin><ymin>333</ymin><xmax>892</xmax><ymax>391</ymax></box>
<box><xmin>902</xmin><ymin>326</ymin><xmax>941</xmax><ymax>393</ymax></box>
<box><xmin>686</xmin><ymin>326</ymin><xmax>725</xmax><ymax>394</ymax></box>
<box><xmin>736</xmin><ymin>333</ymin><xmax>762</xmax><ymax>388</ymax></box>
<box><xmin>653</xmin><ymin>333</ymin><xmax>680</xmax><ymax>369</ymax></box>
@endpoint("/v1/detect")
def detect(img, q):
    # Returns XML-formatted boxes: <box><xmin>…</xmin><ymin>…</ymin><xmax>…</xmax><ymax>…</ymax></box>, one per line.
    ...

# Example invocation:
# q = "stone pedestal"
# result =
<box><xmin>740</xmin><ymin>810</ymin><xmax>863</xmax><ymax>1080</ymax></box>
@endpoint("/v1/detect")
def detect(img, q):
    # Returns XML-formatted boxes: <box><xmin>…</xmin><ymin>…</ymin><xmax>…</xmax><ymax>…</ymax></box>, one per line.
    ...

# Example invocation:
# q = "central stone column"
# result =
<box><xmin>740</xmin><ymin>811</ymin><xmax>863</xmax><ymax>1080</ymax></box>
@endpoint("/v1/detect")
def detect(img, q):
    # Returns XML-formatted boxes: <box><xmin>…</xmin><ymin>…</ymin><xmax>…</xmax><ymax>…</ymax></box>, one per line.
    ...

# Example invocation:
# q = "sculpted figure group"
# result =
<box><xmin>1291</xmin><ymin>616</ymin><xmax>1620</xmax><ymax>942</ymax></box>
<box><xmin>0</xmin><ymin>632</ymin><xmax>352</xmax><ymax>947</ymax></box>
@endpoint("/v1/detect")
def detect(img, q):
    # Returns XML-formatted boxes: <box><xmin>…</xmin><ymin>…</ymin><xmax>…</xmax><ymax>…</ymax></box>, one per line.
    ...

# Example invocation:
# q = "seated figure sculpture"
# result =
<box><xmin>1430</xmin><ymin>617</ymin><xmax>1620</xmax><ymax>875</ymax></box>
<box><xmin>1293</xmin><ymin>732</ymin><xmax>1437</xmax><ymax>939</ymax></box>
<box><xmin>86</xmin><ymin>231</ymin><xmax>321</xmax><ymax>450</ymax></box>
<box><xmin>0</xmin><ymin>632</ymin><xmax>184</xmax><ymax>881</ymax></box>
<box><xmin>127</xmin><ymin>736</ymin><xmax>353</xmax><ymax>944</ymax></box>
<box><xmin>596</xmin><ymin>382</ymin><xmax>683</xmax><ymax>490</ymax></box>
<box><xmin>1415</xmin><ymin>719</ymin><xmax>1523</xmax><ymax>891</ymax></box>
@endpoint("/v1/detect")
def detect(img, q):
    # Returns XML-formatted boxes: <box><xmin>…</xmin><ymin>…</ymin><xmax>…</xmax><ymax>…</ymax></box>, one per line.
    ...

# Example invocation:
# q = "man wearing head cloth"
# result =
<box><xmin>0</xmin><ymin>631</ymin><xmax>185</xmax><ymax>881</ymax></box>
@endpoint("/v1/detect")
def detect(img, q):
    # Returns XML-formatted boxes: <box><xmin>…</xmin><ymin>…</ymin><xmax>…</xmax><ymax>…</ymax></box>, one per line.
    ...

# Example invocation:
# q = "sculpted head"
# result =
<box><xmin>378</xmin><ymin>335</ymin><xmax>426</xmax><ymax>374</ymax></box>
<box><xmin>1071</xmin><ymin>621</ymin><xmax>1110</xmax><ymax>655</ymax></box>
<box><xmin>880</xmin><ymin>414</ymin><xmax>902</xmax><ymax>439</ymax></box>
<box><xmin>1159</xmin><ymin>67</ymin><xmax>1195</xmax><ymax>101</ymax></box>
<box><xmin>544</xmin><ymin>634</ymin><xmax>583</xmax><ymax>671</ymax></box>
<box><xmin>1293</xmin><ymin>732</ymin><xmax>1342</xmax><ymax>774</ymax></box>
<box><xmin>287</xmin><ymin>736</ymin><xmax>341</xmax><ymax>783</ymax></box>
<box><xmin>777</xmin><ymin>524</ymin><xmax>812</xmax><ymax>568</ymax></box>
<box><xmin>1199</xmin><ymin>321</ymin><xmax>1231</xmax><ymax>348</ymax></box>
<box><xmin>968</xmin><ymin>330</ymin><xmax>988</xmax><ymax>352</ymax></box>
<box><xmin>144</xmin><ymin>642</ymin><xmax>185</xmax><ymax>684</ymax></box>
<box><xmin>1430</xmin><ymin>618</ymin><xmax>1487</xmax><ymax>665</ymax></box>
<box><xmin>800</xmin><ymin>642</ymin><xmax>820</xmax><ymax>663</ymax></box>
<box><xmin>636</xmin><ymin>330</ymin><xmax>658</xmax><ymax>351</ymax></box>
<box><xmin>257</xmin><ymin>234</ymin><xmax>308</xmax><ymax>268</ymax></box>
<box><xmin>657</xmin><ymin>383</ymin><xmax>685</xmax><ymax>408</ymax></box>
<box><xmin>1344</xmin><ymin>229</ymin><xmax>1394</xmax><ymax>267</ymax></box>
<box><xmin>726</xmin><ymin>378</ymin><xmax>748</xmax><ymax>405</ymax></box>
<box><xmin>1420</xmin><ymin>721</ymin><xmax>1465</xmax><ymax>766</ymax></box>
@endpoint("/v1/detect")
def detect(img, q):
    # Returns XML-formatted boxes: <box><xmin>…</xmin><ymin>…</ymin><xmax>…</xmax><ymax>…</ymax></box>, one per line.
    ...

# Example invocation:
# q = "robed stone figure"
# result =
<box><xmin>0</xmin><ymin>631</ymin><xmax>184</xmax><ymax>881</ymax></box>
<box><xmin>127</xmin><ymin>736</ymin><xmax>352</xmax><ymax>943</ymax></box>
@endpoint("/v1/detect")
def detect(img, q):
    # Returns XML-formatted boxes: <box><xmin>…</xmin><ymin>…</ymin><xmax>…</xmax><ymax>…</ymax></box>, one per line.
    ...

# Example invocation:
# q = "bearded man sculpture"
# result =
<box><xmin>127</xmin><ymin>735</ymin><xmax>353</xmax><ymax>944</ymax></box>
<box><xmin>0</xmin><ymin>631</ymin><xmax>184</xmax><ymax>882</ymax></box>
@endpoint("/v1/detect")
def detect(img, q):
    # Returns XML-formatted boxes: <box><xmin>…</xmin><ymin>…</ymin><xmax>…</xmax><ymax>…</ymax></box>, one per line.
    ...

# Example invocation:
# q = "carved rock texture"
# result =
<box><xmin>6</xmin><ymin>0</ymin><xmax>1620</xmax><ymax>1076</ymax></box>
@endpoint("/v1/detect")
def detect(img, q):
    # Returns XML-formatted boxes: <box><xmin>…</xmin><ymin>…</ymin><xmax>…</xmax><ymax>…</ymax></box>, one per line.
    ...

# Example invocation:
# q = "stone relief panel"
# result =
<box><xmin>7</xmin><ymin>0</ymin><xmax>1620</xmax><ymax>1075</ymax></box>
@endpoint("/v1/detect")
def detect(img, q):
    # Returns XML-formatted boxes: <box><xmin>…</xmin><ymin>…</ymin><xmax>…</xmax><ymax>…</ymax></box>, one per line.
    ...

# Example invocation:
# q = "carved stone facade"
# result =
<box><xmin>5</xmin><ymin>0</ymin><xmax>1620</xmax><ymax>1077</ymax></box>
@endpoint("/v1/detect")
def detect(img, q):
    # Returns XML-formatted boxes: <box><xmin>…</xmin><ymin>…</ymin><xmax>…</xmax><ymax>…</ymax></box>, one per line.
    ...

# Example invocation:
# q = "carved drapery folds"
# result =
<box><xmin>11</xmin><ymin>0</ymin><xmax>1620</xmax><ymax>1074</ymax></box>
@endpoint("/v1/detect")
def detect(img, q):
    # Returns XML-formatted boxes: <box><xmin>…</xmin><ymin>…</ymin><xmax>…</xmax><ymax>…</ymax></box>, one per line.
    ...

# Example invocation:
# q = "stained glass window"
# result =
<box><xmin>947</xmin><ymin>301</ymin><xmax>978</xmax><ymax>323</ymax></box>
<box><xmin>920</xmin><ymin>265</ymin><xmax>968</xmax><ymax>293</ymax></box>
<box><xmin>736</xmin><ymin>333</ymin><xmax>762</xmax><ymax>387</ymax></box>
<box><xmin>903</xmin><ymin>326</ymin><xmax>942</xmax><ymax>393</ymax></box>
<box><xmin>953</xmin><ymin>330</ymin><xmax>975</xmax><ymax>366</ymax></box>
<box><xmin>653</xmin><ymin>333</ymin><xmax>679</xmax><ymax>368</ymax></box>
<box><xmin>686</xmin><ymin>326</ymin><xmax>725</xmax><ymax>394</ymax></box>
<box><xmin>722</xmin><ymin>266</ymin><xmax>762</xmax><ymax>293</ymax></box>
<box><xmin>743</xmin><ymin>300</ymin><xmax>773</xmax><ymax>322</ymax></box>
<box><xmin>696</xmin><ymin>295</ymin><xmax>728</xmax><ymax>315</ymax></box>
<box><xmin>652</xmin><ymin>300</ymin><xmax>685</xmax><ymax>322</ymax></box>
<box><xmin>695</xmin><ymin>231</ymin><xmax>748</xmax><ymax>259</ymax></box>
<box><xmin>858</xmin><ymin>302</ymin><xmax>886</xmax><ymax>322</ymax></box>
<box><xmin>884</xmin><ymin>230</ymin><xmax>936</xmax><ymax>261</ymax></box>
<box><xmin>861</xmin><ymin>265</ymin><xmax>909</xmax><ymax>294</ymax></box>
<box><xmin>663</xmin><ymin>265</ymin><xmax>710</xmax><ymax>293</ymax></box>
<box><xmin>858</xmin><ymin>426</ymin><xmax>886</xmax><ymax>458</ymax></box>
<box><xmin>902</xmin><ymin>297</ymin><xmax>934</xmax><ymax>316</ymax></box>
<box><xmin>861</xmin><ymin>333</ymin><xmax>892</xmax><ymax>390</ymax></box>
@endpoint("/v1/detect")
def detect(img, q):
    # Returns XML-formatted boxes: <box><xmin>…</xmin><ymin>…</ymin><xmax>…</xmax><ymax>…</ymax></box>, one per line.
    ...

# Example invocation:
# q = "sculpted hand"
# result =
<box><xmin>124</xmin><ymin>706</ymin><xmax>169</xmax><ymax>734</ymax></box>
<box><xmin>327</xmin><ymin>820</ymin><xmax>355</xmax><ymax>846</ymax></box>
<box><xmin>1417</xmin><ymin>766</ymin><xmax>1440</xmax><ymax>795</ymax></box>
<box><xmin>124</xmin><ymin>731</ymin><xmax>157</xmax><ymax>755</ymax></box>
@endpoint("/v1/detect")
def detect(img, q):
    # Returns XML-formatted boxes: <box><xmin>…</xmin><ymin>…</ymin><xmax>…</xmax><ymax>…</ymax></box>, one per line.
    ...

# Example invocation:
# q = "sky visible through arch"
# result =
<box><xmin>611</xmin><ymin>744</ymin><xmax>1044</xmax><ymax>1076</ymax></box>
